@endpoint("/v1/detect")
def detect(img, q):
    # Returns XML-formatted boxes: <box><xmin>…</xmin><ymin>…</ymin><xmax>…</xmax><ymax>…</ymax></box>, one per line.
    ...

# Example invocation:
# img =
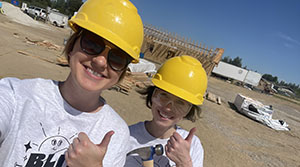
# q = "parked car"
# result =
<box><xmin>26</xmin><ymin>6</ymin><xmax>47</xmax><ymax>20</ymax></box>
<box><xmin>47</xmin><ymin>9</ymin><xmax>68</xmax><ymax>28</ymax></box>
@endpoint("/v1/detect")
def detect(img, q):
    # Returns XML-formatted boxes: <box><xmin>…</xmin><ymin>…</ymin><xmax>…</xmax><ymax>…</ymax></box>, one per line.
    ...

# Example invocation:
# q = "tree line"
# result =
<box><xmin>262</xmin><ymin>74</ymin><xmax>300</xmax><ymax>98</ymax></box>
<box><xmin>222</xmin><ymin>56</ymin><xmax>300</xmax><ymax>99</ymax></box>
<box><xmin>3</xmin><ymin>0</ymin><xmax>83</xmax><ymax>16</ymax></box>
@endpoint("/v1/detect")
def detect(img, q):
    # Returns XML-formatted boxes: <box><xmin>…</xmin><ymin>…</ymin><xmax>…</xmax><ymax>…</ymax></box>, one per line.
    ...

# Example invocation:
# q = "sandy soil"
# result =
<box><xmin>1</xmin><ymin>6</ymin><xmax>300</xmax><ymax>167</ymax></box>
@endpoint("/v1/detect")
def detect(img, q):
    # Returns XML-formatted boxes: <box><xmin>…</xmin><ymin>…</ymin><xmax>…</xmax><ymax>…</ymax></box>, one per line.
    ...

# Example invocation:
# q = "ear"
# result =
<box><xmin>67</xmin><ymin>52</ymin><xmax>72</xmax><ymax>62</ymax></box>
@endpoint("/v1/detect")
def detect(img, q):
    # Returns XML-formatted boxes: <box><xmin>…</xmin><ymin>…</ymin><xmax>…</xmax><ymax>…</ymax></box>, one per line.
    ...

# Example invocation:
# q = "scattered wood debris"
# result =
<box><xmin>25</xmin><ymin>37</ymin><xmax>63</xmax><ymax>51</ymax></box>
<box><xmin>17</xmin><ymin>50</ymin><xmax>54</xmax><ymax>64</ymax></box>
<box><xmin>56</xmin><ymin>56</ymin><xmax>68</xmax><ymax>66</ymax></box>
<box><xmin>13</xmin><ymin>32</ymin><xmax>19</xmax><ymax>38</ymax></box>
<box><xmin>206</xmin><ymin>92</ymin><xmax>222</xmax><ymax>105</ymax></box>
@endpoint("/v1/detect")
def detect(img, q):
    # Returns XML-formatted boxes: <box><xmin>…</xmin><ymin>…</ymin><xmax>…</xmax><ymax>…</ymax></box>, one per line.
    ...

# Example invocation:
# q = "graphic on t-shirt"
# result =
<box><xmin>38</xmin><ymin>135</ymin><xmax>70</xmax><ymax>154</ymax></box>
<box><xmin>15</xmin><ymin>122</ymin><xmax>77</xmax><ymax>167</ymax></box>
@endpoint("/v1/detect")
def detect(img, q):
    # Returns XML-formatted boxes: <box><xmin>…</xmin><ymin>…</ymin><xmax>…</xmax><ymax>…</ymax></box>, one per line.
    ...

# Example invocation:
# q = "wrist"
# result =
<box><xmin>176</xmin><ymin>158</ymin><xmax>193</xmax><ymax>167</ymax></box>
<box><xmin>94</xmin><ymin>163</ymin><xmax>103</xmax><ymax>167</ymax></box>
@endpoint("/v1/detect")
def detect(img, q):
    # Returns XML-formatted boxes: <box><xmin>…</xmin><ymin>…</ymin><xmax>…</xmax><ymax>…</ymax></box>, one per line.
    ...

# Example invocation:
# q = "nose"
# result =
<box><xmin>91</xmin><ymin>48</ymin><xmax>109</xmax><ymax>69</ymax></box>
<box><xmin>163</xmin><ymin>101</ymin><xmax>173</xmax><ymax>111</ymax></box>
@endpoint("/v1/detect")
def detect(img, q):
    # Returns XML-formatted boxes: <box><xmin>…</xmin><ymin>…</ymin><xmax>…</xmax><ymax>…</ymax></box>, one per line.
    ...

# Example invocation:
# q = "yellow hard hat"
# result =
<box><xmin>152</xmin><ymin>56</ymin><xmax>208</xmax><ymax>105</ymax></box>
<box><xmin>69</xmin><ymin>0</ymin><xmax>144</xmax><ymax>63</ymax></box>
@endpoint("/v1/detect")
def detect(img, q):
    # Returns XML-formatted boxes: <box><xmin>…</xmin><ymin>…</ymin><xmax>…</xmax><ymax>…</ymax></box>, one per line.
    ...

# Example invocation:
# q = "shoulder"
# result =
<box><xmin>0</xmin><ymin>77</ymin><xmax>19</xmax><ymax>94</ymax></box>
<box><xmin>129</xmin><ymin>121</ymin><xmax>147</xmax><ymax>138</ymax></box>
<box><xmin>0</xmin><ymin>77</ymin><xmax>52</xmax><ymax>85</ymax></box>
<box><xmin>129</xmin><ymin>121</ymin><xmax>144</xmax><ymax>131</ymax></box>
<box><xmin>0</xmin><ymin>77</ymin><xmax>56</xmax><ymax>100</ymax></box>
<box><xmin>128</xmin><ymin>121</ymin><xmax>161</xmax><ymax>151</ymax></box>
<box><xmin>0</xmin><ymin>77</ymin><xmax>54</xmax><ymax>93</ymax></box>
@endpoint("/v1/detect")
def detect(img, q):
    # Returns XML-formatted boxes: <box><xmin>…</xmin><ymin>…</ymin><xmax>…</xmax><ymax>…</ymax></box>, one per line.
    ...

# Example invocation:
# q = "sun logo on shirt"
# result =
<box><xmin>15</xmin><ymin>122</ymin><xmax>77</xmax><ymax>167</ymax></box>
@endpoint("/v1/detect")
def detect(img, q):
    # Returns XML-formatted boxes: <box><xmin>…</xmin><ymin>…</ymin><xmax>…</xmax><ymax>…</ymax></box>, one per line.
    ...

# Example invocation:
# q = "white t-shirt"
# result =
<box><xmin>125</xmin><ymin>122</ymin><xmax>204</xmax><ymax>167</ymax></box>
<box><xmin>0</xmin><ymin>77</ymin><xmax>129</xmax><ymax>167</ymax></box>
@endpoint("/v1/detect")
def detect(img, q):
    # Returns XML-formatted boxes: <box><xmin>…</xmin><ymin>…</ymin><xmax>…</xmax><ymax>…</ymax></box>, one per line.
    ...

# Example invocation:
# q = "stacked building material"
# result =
<box><xmin>112</xmin><ymin>71</ymin><xmax>154</xmax><ymax>95</ymax></box>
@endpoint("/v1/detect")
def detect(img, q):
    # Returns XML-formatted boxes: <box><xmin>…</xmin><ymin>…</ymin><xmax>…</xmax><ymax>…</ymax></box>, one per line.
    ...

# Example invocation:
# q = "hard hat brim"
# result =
<box><xmin>69</xmin><ymin>18</ymin><xmax>140</xmax><ymax>63</ymax></box>
<box><xmin>152</xmin><ymin>78</ymin><xmax>203</xmax><ymax>105</ymax></box>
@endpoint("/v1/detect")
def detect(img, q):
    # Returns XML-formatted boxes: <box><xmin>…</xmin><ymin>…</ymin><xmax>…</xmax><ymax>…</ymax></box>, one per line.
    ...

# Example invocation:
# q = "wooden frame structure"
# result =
<box><xmin>141</xmin><ymin>24</ymin><xmax>224</xmax><ymax>75</ymax></box>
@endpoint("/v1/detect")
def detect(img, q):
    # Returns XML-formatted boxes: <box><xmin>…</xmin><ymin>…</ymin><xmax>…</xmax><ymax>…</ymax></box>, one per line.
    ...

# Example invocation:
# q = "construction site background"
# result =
<box><xmin>1</xmin><ymin>2</ymin><xmax>300</xmax><ymax>167</ymax></box>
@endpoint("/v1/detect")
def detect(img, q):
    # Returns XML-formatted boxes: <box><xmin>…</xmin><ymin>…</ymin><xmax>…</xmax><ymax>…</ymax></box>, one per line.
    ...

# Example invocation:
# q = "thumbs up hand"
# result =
<box><xmin>165</xmin><ymin>128</ymin><xmax>196</xmax><ymax>167</ymax></box>
<box><xmin>65</xmin><ymin>131</ymin><xmax>114</xmax><ymax>167</ymax></box>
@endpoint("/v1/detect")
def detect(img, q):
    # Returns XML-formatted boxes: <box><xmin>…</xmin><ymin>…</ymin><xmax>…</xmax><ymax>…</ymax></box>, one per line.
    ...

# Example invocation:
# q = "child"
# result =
<box><xmin>125</xmin><ymin>55</ymin><xmax>207</xmax><ymax>167</ymax></box>
<box><xmin>0</xmin><ymin>0</ymin><xmax>144</xmax><ymax>166</ymax></box>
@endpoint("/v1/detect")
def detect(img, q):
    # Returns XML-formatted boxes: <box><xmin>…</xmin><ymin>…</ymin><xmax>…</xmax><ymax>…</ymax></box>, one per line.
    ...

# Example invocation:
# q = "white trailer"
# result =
<box><xmin>212</xmin><ymin>61</ymin><xmax>248</xmax><ymax>82</ymax></box>
<box><xmin>244</xmin><ymin>71</ymin><xmax>262</xmax><ymax>87</ymax></box>
<box><xmin>212</xmin><ymin>61</ymin><xmax>262</xmax><ymax>87</ymax></box>
<box><xmin>47</xmin><ymin>9</ymin><xmax>68</xmax><ymax>28</ymax></box>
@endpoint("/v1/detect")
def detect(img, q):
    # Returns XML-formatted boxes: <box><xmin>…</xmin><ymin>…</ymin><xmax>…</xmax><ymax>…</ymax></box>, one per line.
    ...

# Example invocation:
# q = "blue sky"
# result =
<box><xmin>129</xmin><ymin>0</ymin><xmax>300</xmax><ymax>85</ymax></box>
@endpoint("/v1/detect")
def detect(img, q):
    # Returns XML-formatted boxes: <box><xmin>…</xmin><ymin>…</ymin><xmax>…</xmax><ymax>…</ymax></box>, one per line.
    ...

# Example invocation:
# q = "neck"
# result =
<box><xmin>59</xmin><ymin>75</ymin><xmax>104</xmax><ymax>113</ymax></box>
<box><xmin>145</xmin><ymin>121</ymin><xmax>176</xmax><ymax>139</ymax></box>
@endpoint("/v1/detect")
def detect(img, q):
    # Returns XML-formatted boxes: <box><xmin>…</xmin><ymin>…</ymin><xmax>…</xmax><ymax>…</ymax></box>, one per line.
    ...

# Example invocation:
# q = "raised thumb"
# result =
<box><xmin>185</xmin><ymin>127</ymin><xmax>196</xmax><ymax>143</ymax></box>
<box><xmin>97</xmin><ymin>131</ymin><xmax>114</xmax><ymax>150</ymax></box>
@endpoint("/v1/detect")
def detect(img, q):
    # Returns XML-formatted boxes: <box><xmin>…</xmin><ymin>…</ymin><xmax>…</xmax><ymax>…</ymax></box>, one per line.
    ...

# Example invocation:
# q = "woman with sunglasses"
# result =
<box><xmin>125</xmin><ymin>55</ymin><xmax>207</xmax><ymax>167</ymax></box>
<box><xmin>0</xmin><ymin>0</ymin><xmax>143</xmax><ymax>166</ymax></box>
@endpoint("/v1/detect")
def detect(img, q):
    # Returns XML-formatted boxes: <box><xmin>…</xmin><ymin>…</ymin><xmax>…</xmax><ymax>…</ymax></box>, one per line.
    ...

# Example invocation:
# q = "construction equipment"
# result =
<box><xmin>127</xmin><ymin>144</ymin><xmax>164</xmax><ymax>167</ymax></box>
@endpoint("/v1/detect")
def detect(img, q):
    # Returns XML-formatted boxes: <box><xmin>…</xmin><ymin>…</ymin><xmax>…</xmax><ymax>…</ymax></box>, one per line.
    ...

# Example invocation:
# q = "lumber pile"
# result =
<box><xmin>112</xmin><ymin>71</ymin><xmax>154</xmax><ymax>95</ymax></box>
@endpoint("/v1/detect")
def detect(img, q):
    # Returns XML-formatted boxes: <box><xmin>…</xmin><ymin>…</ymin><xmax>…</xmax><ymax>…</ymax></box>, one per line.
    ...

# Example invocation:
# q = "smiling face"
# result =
<box><xmin>67</xmin><ymin>33</ymin><xmax>124</xmax><ymax>92</ymax></box>
<box><xmin>150</xmin><ymin>88</ymin><xmax>192</xmax><ymax>128</ymax></box>
<box><xmin>38</xmin><ymin>135</ymin><xmax>70</xmax><ymax>154</ymax></box>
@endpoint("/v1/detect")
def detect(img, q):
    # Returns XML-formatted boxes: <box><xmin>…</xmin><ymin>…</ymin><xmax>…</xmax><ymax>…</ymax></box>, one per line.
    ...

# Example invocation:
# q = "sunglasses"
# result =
<box><xmin>80</xmin><ymin>30</ymin><xmax>131</xmax><ymax>71</ymax></box>
<box><xmin>152</xmin><ymin>88</ymin><xmax>192</xmax><ymax>115</ymax></box>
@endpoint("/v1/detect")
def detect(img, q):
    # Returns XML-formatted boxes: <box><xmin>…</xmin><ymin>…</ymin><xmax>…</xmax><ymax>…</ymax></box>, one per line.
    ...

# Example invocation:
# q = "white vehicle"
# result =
<box><xmin>212</xmin><ymin>61</ymin><xmax>262</xmax><ymax>87</ymax></box>
<box><xmin>47</xmin><ymin>9</ymin><xmax>68</xmax><ymax>28</ymax></box>
<box><xmin>26</xmin><ymin>6</ymin><xmax>47</xmax><ymax>20</ymax></box>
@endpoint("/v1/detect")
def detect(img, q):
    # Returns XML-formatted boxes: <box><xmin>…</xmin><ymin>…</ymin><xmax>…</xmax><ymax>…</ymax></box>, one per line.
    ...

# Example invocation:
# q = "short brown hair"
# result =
<box><xmin>63</xmin><ymin>28</ymin><xmax>82</xmax><ymax>62</ymax></box>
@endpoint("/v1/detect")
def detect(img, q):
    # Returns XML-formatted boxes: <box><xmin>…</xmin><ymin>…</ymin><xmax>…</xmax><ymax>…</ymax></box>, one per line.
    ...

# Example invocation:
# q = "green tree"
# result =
<box><xmin>222</xmin><ymin>56</ymin><xmax>231</xmax><ymax>63</ymax></box>
<box><xmin>65</xmin><ymin>0</ymin><xmax>82</xmax><ymax>16</ymax></box>
<box><xmin>231</xmin><ymin>56</ymin><xmax>242</xmax><ymax>67</ymax></box>
<box><xmin>53</xmin><ymin>0</ymin><xmax>65</xmax><ymax>13</ymax></box>
<box><xmin>221</xmin><ymin>56</ymin><xmax>243</xmax><ymax>67</ymax></box>
<box><xmin>262</xmin><ymin>74</ymin><xmax>278</xmax><ymax>83</ymax></box>
<box><xmin>18</xmin><ymin>0</ymin><xmax>51</xmax><ymax>8</ymax></box>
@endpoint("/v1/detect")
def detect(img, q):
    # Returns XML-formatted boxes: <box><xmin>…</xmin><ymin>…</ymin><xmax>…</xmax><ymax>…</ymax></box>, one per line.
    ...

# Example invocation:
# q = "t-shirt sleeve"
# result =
<box><xmin>0</xmin><ymin>78</ymin><xmax>17</xmax><ymax>143</ymax></box>
<box><xmin>190</xmin><ymin>136</ymin><xmax>204</xmax><ymax>167</ymax></box>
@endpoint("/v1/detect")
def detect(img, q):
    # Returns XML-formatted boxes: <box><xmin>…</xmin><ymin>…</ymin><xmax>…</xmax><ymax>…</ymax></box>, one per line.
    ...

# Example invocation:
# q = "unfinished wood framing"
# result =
<box><xmin>112</xmin><ymin>24</ymin><xmax>225</xmax><ymax>95</ymax></box>
<box><xmin>142</xmin><ymin>24</ymin><xmax>224</xmax><ymax>76</ymax></box>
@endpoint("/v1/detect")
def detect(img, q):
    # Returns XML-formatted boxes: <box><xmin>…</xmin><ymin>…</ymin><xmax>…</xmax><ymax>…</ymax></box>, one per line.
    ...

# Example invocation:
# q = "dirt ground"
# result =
<box><xmin>1</xmin><ymin>11</ymin><xmax>300</xmax><ymax>167</ymax></box>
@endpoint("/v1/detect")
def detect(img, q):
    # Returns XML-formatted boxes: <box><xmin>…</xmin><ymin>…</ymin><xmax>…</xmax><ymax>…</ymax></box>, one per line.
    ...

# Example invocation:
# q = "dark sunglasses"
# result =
<box><xmin>80</xmin><ymin>30</ymin><xmax>131</xmax><ymax>71</ymax></box>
